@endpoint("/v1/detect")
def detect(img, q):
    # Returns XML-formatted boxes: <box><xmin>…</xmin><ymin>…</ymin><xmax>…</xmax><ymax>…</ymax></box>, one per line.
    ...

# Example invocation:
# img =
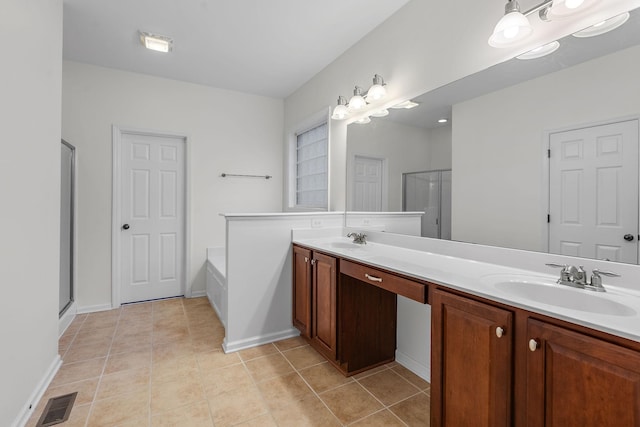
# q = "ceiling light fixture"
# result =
<box><xmin>390</xmin><ymin>100</ymin><xmax>419</xmax><ymax>109</ymax></box>
<box><xmin>572</xmin><ymin>11</ymin><xmax>629</xmax><ymax>37</ymax></box>
<box><xmin>488</xmin><ymin>0</ymin><xmax>608</xmax><ymax>48</ymax></box>
<box><xmin>370</xmin><ymin>109</ymin><xmax>389</xmax><ymax>118</ymax></box>
<box><xmin>355</xmin><ymin>116</ymin><xmax>371</xmax><ymax>124</ymax></box>
<box><xmin>331</xmin><ymin>74</ymin><xmax>388</xmax><ymax>121</ymax></box>
<box><xmin>516</xmin><ymin>40</ymin><xmax>560</xmax><ymax>59</ymax></box>
<box><xmin>139</xmin><ymin>31</ymin><xmax>173</xmax><ymax>53</ymax></box>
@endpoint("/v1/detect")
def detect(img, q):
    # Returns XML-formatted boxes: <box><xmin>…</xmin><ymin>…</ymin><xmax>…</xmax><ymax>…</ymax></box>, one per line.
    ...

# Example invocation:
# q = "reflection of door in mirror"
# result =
<box><xmin>353</xmin><ymin>155</ymin><xmax>384</xmax><ymax>211</ymax></box>
<box><xmin>403</xmin><ymin>170</ymin><xmax>451</xmax><ymax>239</ymax></box>
<box><xmin>549</xmin><ymin>119</ymin><xmax>639</xmax><ymax>264</ymax></box>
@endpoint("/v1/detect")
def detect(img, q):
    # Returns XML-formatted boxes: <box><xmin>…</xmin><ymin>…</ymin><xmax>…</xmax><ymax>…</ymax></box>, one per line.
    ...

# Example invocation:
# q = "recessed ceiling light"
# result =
<box><xmin>516</xmin><ymin>40</ymin><xmax>560</xmax><ymax>60</ymax></box>
<box><xmin>139</xmin><ymin>31</ymin><xmax>173</xmax><ymax>53</ymax></box>
<box><xmin>438</xmin><ymin>118</ymin><xmax>449</xmax><ymax>123</ymax></box>
<box><xmin>391</xmin><ymin>100</ymin><xmax>419</xmax><ymax>109</ymax></box>
<box><xmin>572</xmin><ymin>12</ymin><xmax>630</xmax><ymax>38</ymax></box>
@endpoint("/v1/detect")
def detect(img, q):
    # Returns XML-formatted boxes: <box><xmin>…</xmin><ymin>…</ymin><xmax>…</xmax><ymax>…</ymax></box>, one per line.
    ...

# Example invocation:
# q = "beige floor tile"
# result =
<box><xmin>71</xmin><ymin>332</ymin><xmax>114</xmax><ymax>350</ymax></box>
<box><xmin>95</xmin><ymin>366</ymin><xmax>150</xmax><ymax>401</ymax></box>
<box><xmin>152</xmin><ymin>341</ymin><xmax>195</xmax><ymax>364</ymax></box>
<box><xmin>256</xmin><ymin>372</ymin><xmax>314</xmax><ymax>410</ymax></box>
<box><xmin>196</xmin><ymin>350</ymin><xmax>241</xmax><ymax>371</ymax></box>
<box><xmin>153</xmin><ymin>329</ymin><xmax>191</xmax><ymax>346</ymax></box>
<box><xmin>273</xmin><ymin>336</ymin><xmax>307</xmax><ymax>352</ymax></box>
<box><xmin>117</xmin><ymin>416</ymin><xmax>151</xmax><ymax>427</ymax></box>
<box><xmin>121</xmin><ymin>302</ymin><xmax>153</xmax><ymax>314</ymax></box>
<box><xmin>350</xmin><ymin>409</ymin><xmax>407</xmax><ymax>426</ymax></box>
<box><xmin>238</xmin><ymin>343</ymin><xmax>278</xmax><ymax>361</ymax></box>
<box><xmin>233</xmin><ymin>413</ymin><xmax>278</xmax><ymax>427</ymax></box>
<box><xmin>116</xmin><ymin>318</ymin><xmax>154</xmax><ymax>334</ymax></box>
<box><xmin>58</xmin><ymin>333</ymin><xmax>75</xmax><ymax>350</ymax></box>
<box><xmin>104</xmin><ymin>348</ymin><xmax>152</xmax><ymax>374</ymax></box>
<box><xmin>299</xmin><ymin>362</ymin><xmax>352</xmax><ymax>394</ymax></box>
<box><xmin>282</xmin><ymin>345</ymin><xmax>326</xmax><ymax>370</ymax></box>
<box><xmin>319</xmin><ymin>382</ymin><xmax>383</xmax><ymax>425</ymax></box>
<box><xmin>63</xmin><ymin>342</ymin><xmax>111</xmax><ymax>364</ymax></box>
<box><xmin>151</xmin><ymin>375</ymin><xmax>205</xmax><ymax>414</ymax></box>
<box><xmin>358</xmin><ymin>369</ymin><xmax>421</xmax><ymax>406</ymax></box>
<box><xmin>392</xmin><ymin>365</ymin><xmax>431</xmax><ymax>391</ymax></box>
<box><xmin>152</xmin><ymin>354</ymin><xmax>200</xmax><ymax>385</ymax></box>
<box><xmin>389</xmin><ymin>392</ymin><xmax>431</xmax><ymax>427</ymax></box>
<box><xmin>87</xmin><ymin>390</ymin><xmax>149</xmax><ymax>427</ymax></box>
<box><xmin>110</xmin><ymin>334</ymin><xmax>153</xmax><ymax>355</ymax></box>
<box><xmin>191</xmin><ymin>335</ymin><xmax>222</xmax><ymax>354</ymax></box>
<box><xmin>207</xmin><ymin>384</ymin><xmax>269</xmax><ymax>427</ymax></box>
<box><xmin>244</xmin><ymin>353</ymin><xmax>294</xmax><ymax>382</ymax></box>
<box><xmin>352</xmin><ymin>363</ymin><xmax>391</xmax><ymax>380</ymax></box>
<box><xmin>270</xmin><ymin>395</ymin><xmax>341</xmax><ymax>427</ymax></box>
<box><xmin>151</xmin><ymin>400</ymin><xmax>213</xmax><ymax>427</ymax></box>
<box><xmin>51</xmin><ymin>357</ymin><xmax>106</xmax><ymax>386</ymax></box>
<box><xmin>201</xmin><ymin>363</ymin><xmax>253</xmax><ymax>397</ymax></box>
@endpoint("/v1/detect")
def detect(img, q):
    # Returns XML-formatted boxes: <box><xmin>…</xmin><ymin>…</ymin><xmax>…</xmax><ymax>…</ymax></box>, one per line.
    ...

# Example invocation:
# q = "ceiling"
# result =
<box><xmin>62</xmin><ymin>0</ymin><xmax>410</xmax><ymax>99</ymax></box>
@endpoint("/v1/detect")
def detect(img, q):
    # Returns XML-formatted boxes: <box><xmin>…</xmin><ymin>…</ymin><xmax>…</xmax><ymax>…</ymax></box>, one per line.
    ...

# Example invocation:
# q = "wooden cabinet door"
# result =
<box><xmin>312</xmin><ymin>252</ymin><xmax>337</xmax><ymax>360</ymax></box>
<box><xmin>292</xmin><ymin>245</ymin><xmax>312</xmax><ymax>338</ymax></box>
<box><xmin>431</xmin><ymin>289</ymin><xmax>513</xmax><ymax>427</ymax></box>
<box><xmin>526</xmin><ymin>319</ymin><xmax>640</xmax><ymax>427</ymax></box>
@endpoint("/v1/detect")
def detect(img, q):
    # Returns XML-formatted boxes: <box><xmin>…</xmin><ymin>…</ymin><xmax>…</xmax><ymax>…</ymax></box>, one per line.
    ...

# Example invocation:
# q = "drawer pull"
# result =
<box><xmin>365</xmin><ymin>273</ymin><xmax>383</xmax><ymax>283</ymax></box>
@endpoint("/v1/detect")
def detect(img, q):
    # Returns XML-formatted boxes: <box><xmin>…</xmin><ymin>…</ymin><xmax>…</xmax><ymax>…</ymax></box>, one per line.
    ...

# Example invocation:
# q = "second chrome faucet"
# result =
<box><xmin>545</xmin><ymin>263</ymin><xmax>620</xmax><ymax>292</ymax></box>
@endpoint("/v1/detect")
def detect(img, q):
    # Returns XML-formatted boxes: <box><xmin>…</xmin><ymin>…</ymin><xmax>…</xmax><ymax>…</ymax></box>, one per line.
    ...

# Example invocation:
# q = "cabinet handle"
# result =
<box><xmin>529</xmin><ymin>339</ymin><xmax>539</xmax><ymax>352</ymax></box>
<box><xmin>495</xmin><ymin>327</ymin><xmax>505</xmax><ymax>338</ymax></box>
<box><xmin>304</xmin><ymin>257</ymin><xmax>308</xmax><ymax>263</ymax></box>
<box><xmin>365</xmin><ymin>273</ymin><xmax>383</xmax><ymax>283</ymax></box>
<box><xmin>310</xmin><ymin>259</ymin><xmax>316</xmax><ymax>266</ymax></box>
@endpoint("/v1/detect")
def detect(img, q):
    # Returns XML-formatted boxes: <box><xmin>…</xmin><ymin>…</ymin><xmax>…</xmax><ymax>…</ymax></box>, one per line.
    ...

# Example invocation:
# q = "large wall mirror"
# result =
<box><xmin>346</xmin><ymin>7</ymin><xmax>640</xmax><ymax>264</ymax></box>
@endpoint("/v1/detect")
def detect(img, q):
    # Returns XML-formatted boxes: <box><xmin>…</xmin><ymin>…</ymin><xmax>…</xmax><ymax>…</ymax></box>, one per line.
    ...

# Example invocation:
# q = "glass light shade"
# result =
<box><xmin>572</xmin><ymin>12</ymin><xmax>629</xmax><ymax>38</ymax></box>
<box><xmin>370</xmin><ymin>109</ymin><xmax>389</xmax><ymax>118</ymax></box>
<box><xmin>516</xmin><ymin>40</ymin><xmax>560</xmax><ymax>60</ymax></box>
<box><xmin>355</xmin><ymin>116</ymin><xmax>371</xmax><ymax>124</ymax></box>
<box><xmin>390</xmin><ymin>100</ymin><xmax>419</xmax><ymax>109</ymax></box>
<box><xmin>348</xmin><ymin>94</ymin><xmax>366</xmax><ymax>111</ymax></box>
<box><xmin>366</xmin><ymin>84</ymin><xmax>387</xmax><ymax>101</ymax></box>
<box><xmin>331</xmin><ymin>104</ymin><xmax>349</xmax><ymax>120</ymax></box>
<box><xmin>488</xmin><ymin>11</ymin><xmax>533</xmax><ymax>47</ymax></box>
<box><xmin>548</xmin><ymin>0</ymin><xmax>599</xmax><ymax>18</ymax></box>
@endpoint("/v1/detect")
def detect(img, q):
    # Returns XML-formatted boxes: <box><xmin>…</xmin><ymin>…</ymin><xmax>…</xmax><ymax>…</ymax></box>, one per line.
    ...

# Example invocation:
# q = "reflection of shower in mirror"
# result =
<box><xmin>403</xmin><ymin>170</ymin><xmax>451</xmax><ymax>239</ymax></box>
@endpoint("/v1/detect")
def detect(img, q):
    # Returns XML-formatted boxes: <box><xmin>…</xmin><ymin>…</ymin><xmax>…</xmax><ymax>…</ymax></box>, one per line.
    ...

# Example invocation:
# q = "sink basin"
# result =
<box><xmin>329</xmin><ymin>241</ymin><xmax>366</xmax><ymax>250</ymax></box>
<box><xmin>483</xmin><ymin>275</ymin><xmax>636</xmax><ymax>317</ymax></box>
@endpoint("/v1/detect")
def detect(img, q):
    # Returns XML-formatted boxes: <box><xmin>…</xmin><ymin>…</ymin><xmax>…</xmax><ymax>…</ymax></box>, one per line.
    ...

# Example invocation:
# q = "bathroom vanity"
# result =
<box><xmin>292</xmin><ymin>235</ymin><xmax>640</xmax><ymax>427</ymax></box>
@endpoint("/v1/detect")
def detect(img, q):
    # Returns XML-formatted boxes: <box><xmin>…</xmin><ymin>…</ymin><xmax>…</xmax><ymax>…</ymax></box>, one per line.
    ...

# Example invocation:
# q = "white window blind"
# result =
<box><xmin>296</xmin><ymin>122</ymin><xmax>328</xmax><ymax>208</ymax></box>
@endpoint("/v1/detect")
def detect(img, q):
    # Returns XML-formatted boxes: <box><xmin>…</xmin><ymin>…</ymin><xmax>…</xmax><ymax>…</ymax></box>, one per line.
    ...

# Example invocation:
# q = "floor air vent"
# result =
<box><xmin>35</xmin><ymin>392</ymin><xmax>77</xmax><ymax>426</ymax></box>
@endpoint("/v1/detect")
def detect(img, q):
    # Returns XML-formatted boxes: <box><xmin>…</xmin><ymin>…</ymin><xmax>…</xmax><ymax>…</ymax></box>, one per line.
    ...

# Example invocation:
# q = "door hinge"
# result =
<box><xmin>547</xmin><ymin>214</ymin><xmax>551</xmax><ymax>223</ymax></box>
<box><xmin>547</xmin><ymin>149</ymin><xmax>551</xmax><ymax>158</ymax></box>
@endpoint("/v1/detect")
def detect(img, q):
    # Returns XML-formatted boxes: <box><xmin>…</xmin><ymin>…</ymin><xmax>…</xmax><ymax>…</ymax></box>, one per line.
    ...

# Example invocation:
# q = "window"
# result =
<box><xmin>294</xmin><ymin>122</ymin><xmax>328</xmax><ymax>209</ymax></box>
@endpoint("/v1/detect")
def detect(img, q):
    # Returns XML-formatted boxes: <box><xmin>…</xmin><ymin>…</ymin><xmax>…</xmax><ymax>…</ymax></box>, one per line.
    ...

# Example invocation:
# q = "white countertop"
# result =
<box><xmin>293</xmin><ymin>236</ymin><xmax>640</xmax><ymax>344</ymax></box>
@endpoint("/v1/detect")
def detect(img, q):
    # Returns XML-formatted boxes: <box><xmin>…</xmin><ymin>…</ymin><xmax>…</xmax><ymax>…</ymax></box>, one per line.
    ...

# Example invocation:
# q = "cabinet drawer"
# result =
<box><xmin>340</xmin><ymin>260</ymin><xmax>427</xmax><ymax>303</ymax></box>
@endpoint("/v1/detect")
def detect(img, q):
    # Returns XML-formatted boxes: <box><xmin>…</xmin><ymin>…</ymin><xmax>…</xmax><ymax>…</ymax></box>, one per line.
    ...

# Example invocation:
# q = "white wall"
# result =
<box><xmin>452</xmin><ymin>44</ymin><xmax>640</xmax><ymax>251</ymax></box>
<box><xmin>0</xmin><ymin>1</ymin><xmax>63</xmax><ymax>425</ymax></box>
<box><xmin>62</xmin><ymin>62</ymin><xmax>284</xmax><ymax>309</ymax></box>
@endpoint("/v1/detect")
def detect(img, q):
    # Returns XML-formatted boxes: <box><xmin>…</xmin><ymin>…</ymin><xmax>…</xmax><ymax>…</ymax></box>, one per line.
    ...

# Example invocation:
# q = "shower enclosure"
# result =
<box><xmin>60</xmin><ymin>140</ymin><xmax>75</xmax><ymax>316</ymax></box>
<box><xmin>403</xmin><ymin>170</ymin><xmax>451</xmax><ymax>239</ymax></box>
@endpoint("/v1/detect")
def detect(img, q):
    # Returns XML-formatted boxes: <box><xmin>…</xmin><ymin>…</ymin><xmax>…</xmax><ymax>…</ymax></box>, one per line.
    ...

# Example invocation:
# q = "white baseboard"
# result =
<box><xmin>222</xmin><ymin>328</ymin><xmax>300</xmax><ymax>353</ymax></box>
<box><xmin>58</xmin><ymin>302</ymin><xmax>77</xmax><ymax>337</ymax></box>
<box><xmin>396</xmin><ymin>350</ymin><xmax>431</xmax><ymax>382</ymax></box>
<box><xmin>190</xmin><ymin>290</ymin><xmax>206</xmax><ymax>298</ymax></box>
<box><xmin>12</xmin><ymin>355</ymin><xmax>62</xmax><ymax>427</ymax></box>
<box><xmin>76</xmin><ymin>303</ymin><xmax>113</xmax><ymax>314</ymax></box>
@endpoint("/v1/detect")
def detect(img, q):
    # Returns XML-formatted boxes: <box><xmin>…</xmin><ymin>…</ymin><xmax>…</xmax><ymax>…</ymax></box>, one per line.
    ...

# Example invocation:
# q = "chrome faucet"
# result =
<box><xmin>545</xmin><ymin>263</ymin><xmax>620</xmax><ymax>292</ymax></box>
<box><xmin>347</xmin><ymin>232</ymin><xmax>367</xmax><ymax>244</ymax></box>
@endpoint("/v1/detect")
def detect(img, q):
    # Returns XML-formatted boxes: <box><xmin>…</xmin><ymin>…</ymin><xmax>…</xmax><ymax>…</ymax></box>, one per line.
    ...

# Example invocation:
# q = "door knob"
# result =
<box><xmin>495</xmin><ymin>327</ymin><xmax>505</xmax><ymax>338</ymax></box>
<box><xmin>529</xmin><ymin>339</ymin><xmax>539</xmax><ymax>352</ymax></box>
<box><xmin>122</xmin><ymin>224</ymin><xmax>130</xmax><ymax>230</ymax></box>
<box><xmin>624</xmin><ymin>234</ymin><xmax>635</xmax><ymax>241</ymax></box>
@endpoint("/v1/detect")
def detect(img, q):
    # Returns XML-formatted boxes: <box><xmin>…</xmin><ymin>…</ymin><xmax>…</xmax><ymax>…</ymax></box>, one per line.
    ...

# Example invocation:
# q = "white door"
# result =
<box><xmin>120</xmin><ymin>132</ymin><xmax>186</xmax><ymax>303</ymax></box>
<box><xmin>353</xmin><ymin>155</ymin><xmax>383</xmax><ymax>211</ymax></box>
<box><xmin>549</xmin><ymin>119</ymin><xmax>639</xmax><ymax>263</ymax></box>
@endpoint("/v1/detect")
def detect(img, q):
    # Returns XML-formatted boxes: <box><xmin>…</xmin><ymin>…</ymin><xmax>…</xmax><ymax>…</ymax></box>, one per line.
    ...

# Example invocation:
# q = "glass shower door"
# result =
<box><xmin>403</xmin><ymin>170</ymin><xmax>451</xmax><ymax>239</ymax></box>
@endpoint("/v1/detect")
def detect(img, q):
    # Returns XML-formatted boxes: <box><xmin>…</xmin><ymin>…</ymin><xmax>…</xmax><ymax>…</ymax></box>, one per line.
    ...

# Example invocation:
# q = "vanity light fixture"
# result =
<box><xmin>488</xmin><ymin>0</ymin><xmax>604</xmax><ymax>48</ymax></box>
<box><xmin>572</xmin><ymin>11</ymin><xmax>630</xmax><ymax>38</ymax></box>
<box><xmin>370</xmin><ymin>109</ymin><xmax>389</xmax><ymax>118</ymax></box>
<box><xmin>331</xmin><ymin>74</ymin><xmax>388</xmax><ymax>121</ymax></box>
<box><xmin>139</xmin><ymin>31</ymin><xmax>173</xmax><ymax>53</ymax></box>
<box><xmin>355</xmin><ymin>116</ymin><xmax>372</xmax><ymax>124</ymax></box>
<box><xmin>516</xmin><ymin>40</ymin><xmax>560</xmax><ymax>59</ymax></box>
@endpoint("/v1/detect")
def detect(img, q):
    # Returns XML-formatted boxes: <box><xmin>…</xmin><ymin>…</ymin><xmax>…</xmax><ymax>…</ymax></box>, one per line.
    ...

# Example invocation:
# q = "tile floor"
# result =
<box><xmin>28</xmin><ymin>297</ymin><xmax>430</xmax><ymax>426</ymax></box>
